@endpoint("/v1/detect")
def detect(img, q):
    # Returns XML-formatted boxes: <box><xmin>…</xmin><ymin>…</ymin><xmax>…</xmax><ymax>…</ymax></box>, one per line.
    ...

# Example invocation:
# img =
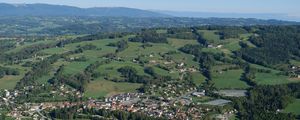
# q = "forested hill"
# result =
<box><xmin>0</xmin><ymin>3</ymin><xmax>168</xmax><ymax>17</ymax></box>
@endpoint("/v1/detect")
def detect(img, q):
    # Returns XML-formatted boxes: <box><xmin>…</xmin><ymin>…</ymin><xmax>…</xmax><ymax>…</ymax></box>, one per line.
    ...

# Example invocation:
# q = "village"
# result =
<box><xmin>0</xmin><ymin>52</ymin><xmax>244</xmax><ymax>120</ymax></box>
<box><xmin>0</xmin><ymin>82</ymin><xmax>240</xmax><ymax>120</ymax></box>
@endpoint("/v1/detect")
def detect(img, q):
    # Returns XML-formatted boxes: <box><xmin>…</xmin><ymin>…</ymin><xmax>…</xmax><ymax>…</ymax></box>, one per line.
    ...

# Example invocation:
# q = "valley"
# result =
<box><xmin>1</xmin><ymin>25</ymin><xmax>300</xmax><ymax>119</ymax></box>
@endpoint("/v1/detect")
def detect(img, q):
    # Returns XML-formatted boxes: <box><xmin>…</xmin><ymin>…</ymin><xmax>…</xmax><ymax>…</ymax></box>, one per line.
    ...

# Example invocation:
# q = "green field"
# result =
<box><xmin>0</xmin><ymin>75</ymin><xmax>23</xmax><ymax>90</ymax></box>
<box><xmin>222</xmin><ymin>38</ymin><xmax>241</xmax><ymax>51</ymax></box>
<box><xmin>0</xmin><ymin>65</ymin><xmax>28</xmax><ymax>90</ymax></box>
<box><xmin>6</xmin><ymin>40</ymin><xmax>55</xmax><ymax>53</ymax></box>
<box><xmin>41</xmin><ymin>47</ymin><xmax>67</xmax><ymax>54</ymax></box>
<box><xmin>168</xmin><ymin>38</ymin><xmax>198</xmax><ymax>48</ymax></box>
<box><xmin>97</xmin><ymin>61</ymin><xmax>148</xmax><ymax>77</ymax></box>
<box><xmin>283</xmin><ymin>99</ymin><xmax>300</xmax><ymax>115</ymax></box>
<box><xmin>212</xmin><ymin>69</ymin><xmax>249</xmax><ymax>89</ymax></box>
<box><xmin>198</xmin><ymin>30</ymin><xmax>221</xmax><ymax>43</ymax></box>
<box><xmin>290</xmin><ymin>60</ymin><xmax>300</xmax><ymax>66</ymax></box>
<box><xmin>191</xmin><ymin>72</ymin><xmax>206</xmax><ymax>86</ymax></box>
<box><xmin>85</xmin><ymin>79</ymin><xmax>142</xmax><ymax>98</ymax></box>
<box><xmin>63</xmin><ymin>61</ymin><xmax>92</xmax><ymax>75</ymax></box>
<box><xmin>255</xmin><ymin>72</ymin><xmax>295</xmax><ymax>85</ymax></box>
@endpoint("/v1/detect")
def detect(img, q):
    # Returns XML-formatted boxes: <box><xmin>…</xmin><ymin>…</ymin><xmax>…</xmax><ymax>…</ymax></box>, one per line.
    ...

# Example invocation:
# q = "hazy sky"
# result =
<box><xmin>1</xmin><ymin>0</ymin><xmax>299</xmax><ymax>17</ymax></box>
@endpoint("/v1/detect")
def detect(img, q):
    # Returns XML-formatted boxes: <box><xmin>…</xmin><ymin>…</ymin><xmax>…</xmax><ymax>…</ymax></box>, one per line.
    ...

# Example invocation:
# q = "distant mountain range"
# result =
<box><xmin>0</xmin><ymin>3</ymin><xmax>169</xmax><ymax>17</ymax></box>
<box><xmin>0</xmin><ymin>3</ymin><xmax>299</xmax><ymax>22</ymax></box>
<box><xmin>155</xmin><ymin>10</ymin><xmax>300</xmax><ymax>22</ymax></box>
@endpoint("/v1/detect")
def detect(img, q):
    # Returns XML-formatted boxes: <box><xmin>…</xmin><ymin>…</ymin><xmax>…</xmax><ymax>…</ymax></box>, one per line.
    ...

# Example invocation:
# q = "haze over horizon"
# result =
<box><xmin>0</xmin><ymin>0</ymin><xmax>300</xmax><ymax>21</ymax></box>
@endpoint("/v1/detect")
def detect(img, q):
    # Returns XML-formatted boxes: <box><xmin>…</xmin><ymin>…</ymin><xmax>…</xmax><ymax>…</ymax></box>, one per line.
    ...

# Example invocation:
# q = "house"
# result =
<box><xmin>4</xmin><ymin>90</ymin><xmax>10</xmax><ymax>97</ymax></box>
<box><xmin>178</xmin><ymin>62</ymin><xmax>185</xmax><ymax>67</ymax></box>
<box><xmin>216</xmin><ymin>45</ymin><xmax>223</xmax><ymax>48</ymax></box>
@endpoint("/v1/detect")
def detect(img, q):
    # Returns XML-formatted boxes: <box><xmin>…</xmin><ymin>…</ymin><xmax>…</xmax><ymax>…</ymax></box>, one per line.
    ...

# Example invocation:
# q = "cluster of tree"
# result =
<box><xmin>179</xmin><ymin>43</ymin><xmax>219</xmax><ymax>94</ymax></box>
<box><xmin>129</xmin><ymin>29</ymin><xmax>167</xmax><ymax>43</ymax></box>
<box><xmin>116</xmin><ymin>40</ymin><xmax>128</xmax><ymax>52</ymax></box>
<box><xmin>15</xmin><ymin>46</ymin><xmax>93</xmax><ymax>89</ymax></box>
<box><xmin>217</xmin><ymin>27</ymin><xmax>247</xmax><ymax>39</ymax></box>
<box><xmin>234</xmin><ymin>82</ymin><xmax>300</xmax><ymax>120</ymax></box>
<box><xmin>168</xmin><ymin>32</ymin><xmax>197</xmax><ymax>40</ymax></box>
<box><xmin>240</xmin><ymin>64</ymin><xmax>257</xmax><ymax>86</ymax></box>
<box><xmin>144</xmin><ymin>66</ymin><xmax>172</xmax><ymax>82</ymax></box>
<box><xmin>50</xmin><ymin>61</ymin><xmax>107</xmax><ymax>92</ymax></box>
<box><xmin>0</xmin><ymin>40</ymin><xmax>15</xmax><ymax>53</ymax></box>
<box><xmin>196</xmin><ymin>52</ymin><xmax>214</xmax><ymax>80</ymax></box>
<box><xmin>144</xmin><ymin>67</ymin><xmax>155</xmax><ymax>76</ymax></box>
<box><xmin>0</xmin><ymin>66</ymin><xmax>19</xmax><ymax>78</ymax></box>
<box><xmin>14</xmin><ymin>84</ymin><xmax>71</xmax><ymax>103</ymax></box>
<box><xmin>84</xmin><ymin>61</ymin><xmax>107</xmax><ymax>79</ymax></box>
<box><xmin>64</xmin><ymin>44</ymin><xmax>100</xmax><ymax>57</ymax></box>
<box><xmin>69</xmin><ymin>56</ymin><xmax>88</xmax><ymax>62</ymax></box>
<box><xmin>117</xmin><ymin>66</ymin><xmax>150</xmax><ymax>84</ymax></box>
<box><xmin>180</xmin><ymin>45</ymin><xmax>214</xmax><ymax>80</ymax></box>
<box><xmin>117</xmin><ymin>66</ymin><xmax>172</xmax><ymax>84</ymax></box>
<box><xmin>76</xmin><ymin>44</ymin><xmax>98</xmax><ymax>51</ymax></box>
<box><xmin>3</xmin><ymin>43</ymin><xmax>56</xmax><ymax>63</ymax></box>
<box><xmin>179</xmin><ymin>44</ymin><xmax>204</xmax><ymax>55</ymax></box>
<box><xmin>49</xmin><ymin>105</ymin><xmax>166</xmax><ymax>120</ymax></box>
<box><xmin>56</xmin><ymin>32</ymin><xmax>129</xmax><ymax>48</ymax></box>
<box><xmin>107</xmin><ymin>40</ymin><xmax>129</xmax><ymax>53</ymax></box>
<box><xmin>15</xmin><ymin>54</ymin><xmax>61</xmax><ymax>89</ymax></box>
<box><xmin>167</xmin><ymin>27</ymin><xmax>192</xmax><ymax>34</ymax></box>
<box><xmin>238</xmin><ymin>47</ymin><xmax>290</xmax><ymax>66</ymax></box>
<box><xmin>167</xmin><ymin>28</ymin><xmax>197</xmax><ymax>39</ymax></box>
<box><xmin>191</xmin><ymin>27</ymin><xmax>208</xmax><ymax>46</ymax></box>
<box><xmin>238</xmin><ymin>26</ymin><xmax>300</xmax><ymax>67</ymax></box>
<box><xmin>50</xmin><ymin>65</ymin><xmax>90</xmax><ymax>92</ymax></box>
<box><xmin>239</xmin><ymin>41</ymin><xmax>249</xmax><ymax>48</ymax></box>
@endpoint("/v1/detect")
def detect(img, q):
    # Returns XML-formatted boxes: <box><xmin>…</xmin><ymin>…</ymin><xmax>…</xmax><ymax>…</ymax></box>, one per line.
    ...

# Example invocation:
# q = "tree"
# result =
<box><xmin>129</xmin><ymin>29</ymin><xmax>167</xmax><ymax>43</ymax></box>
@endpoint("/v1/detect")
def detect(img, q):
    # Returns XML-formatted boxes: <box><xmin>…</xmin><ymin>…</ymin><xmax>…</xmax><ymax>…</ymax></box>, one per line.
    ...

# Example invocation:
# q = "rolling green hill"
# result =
<box><xmin>0</xmin><ymin>25</ymin><xmax>300</xmax><ymax>119</ymax></box>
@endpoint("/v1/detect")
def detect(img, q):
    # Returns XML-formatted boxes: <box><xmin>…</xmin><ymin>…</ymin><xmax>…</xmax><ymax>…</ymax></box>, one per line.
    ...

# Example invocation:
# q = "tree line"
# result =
<box><xmin>233</xmin><ymin>82</ymin><xmax>300</xmax><ymax>120</ymax></box>
<box><xmin>0</xmin><ymin>66</ymin><xmax>19</xmax><ymax>79</ymax></box>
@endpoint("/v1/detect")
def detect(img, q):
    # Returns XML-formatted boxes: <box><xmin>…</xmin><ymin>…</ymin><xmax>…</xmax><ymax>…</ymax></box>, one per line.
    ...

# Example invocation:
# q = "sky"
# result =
<box><xmin>0</xmin><ymin>0</ymin><xmax>299</xmax><ymax>17</ymax></box>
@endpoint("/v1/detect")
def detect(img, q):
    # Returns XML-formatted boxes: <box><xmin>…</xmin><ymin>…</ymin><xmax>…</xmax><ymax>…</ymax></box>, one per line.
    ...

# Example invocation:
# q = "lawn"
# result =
<box><xmin>0</xmin><ymin>65</ymin><xmax>28</xmax><ymax>90</ymax></box>
<box><xmin>118</xmin><ymin>42</ymin><xmax>177</xmax><ymax>60</ymax></box>
<box><xmin>222</xmin><ymin>39</ymin><xmax>241</xmax><ymax>52</ymax></box>
<box><xmin>191</xmin><ymin>72</ymin><xmax>206</xmax><ymax>86</ymax></box>
<box><xmin>168</xmin><ymin>38</ymin><xmax>198</xmax><ymax>49</ymax></box>
<box><xmin>198</xmin><ymin>30</ymin><xmax>220</xmax><ymax>43</ymax></box>
<box><xmin>63</xmin><ymin>61</ymin><xmax>92</xmax><ymax>75</ymax></box>
<box><xmin>283</xmin><ymin>99</ymin><xmax>300</xmax><ymax>115</ymax></box>
<box><xmin>168</xmin><ymin>52</ymin><xmax>199</xmax><ymax>68</ymax></box>
<box><xmin>85</xmin><ymin>79</ymin><xmax>142</xmax><ymax>98</ymax></box>
<box><xmin>254</xmin><ymin>72</ymin><xmax>293</xmax><ymax>85</ymax></box>
<box><xmin>40</xmin><ymin>47</ymin><xmax>67</xmax><ymax>54</ymax></box>
<box><xmin>0</xmin><ymin>75</ymin><xmax>22</xmax><ymax>90</ymax></box>
<box><xmin>96</xmin><ymin>61</ymin><xmax>148</xmax><ymax>79</ymax></box>
<box><xmin>6</xmin><ymin>40</ymin><xmax>55</xmax><ymax>53</ymax></box>
<box><xmin>151</xmin><ymin>66</ymin><xmax>180</xmax><ymax>79</ymax></box>
<box><xmin>249</xmin><ymin>64</ymin><xmax>297</xmax><ymax>85</ymax></box>
<box><xmin>212</xmin><ymin>69</ymin><xmax>249</xmax><ymax>89</ymax></box>
<box><xmin>64</xmin><ymin>39</ymin><xmax>119</xmax><ymax>51</ymax></box>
